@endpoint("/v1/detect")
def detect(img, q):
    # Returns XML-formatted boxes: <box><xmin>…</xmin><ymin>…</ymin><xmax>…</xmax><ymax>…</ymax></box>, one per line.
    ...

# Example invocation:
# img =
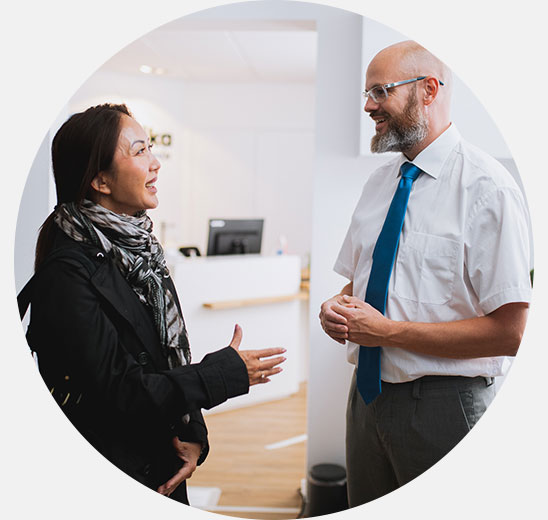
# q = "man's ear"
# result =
<box><xmin>90</xmin><ymin>171</ymin><xmax>112</xmax><ymax>195</ymax></box>
<box><xmin>423</xmin><ymin>77</ymin><xmax>441</xmax><ymax>106</ymax></box>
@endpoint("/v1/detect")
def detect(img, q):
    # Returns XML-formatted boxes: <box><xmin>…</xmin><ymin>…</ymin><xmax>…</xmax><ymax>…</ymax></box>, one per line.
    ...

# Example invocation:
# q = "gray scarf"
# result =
<box><xmin>54</xmin><ymin>199</ymin><xmax>190</xmax><ymax>368</ymax></box>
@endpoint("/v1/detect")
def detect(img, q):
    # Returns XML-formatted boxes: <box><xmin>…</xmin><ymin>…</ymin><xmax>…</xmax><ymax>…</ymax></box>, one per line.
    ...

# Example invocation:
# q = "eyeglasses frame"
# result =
<box><xmin>363</xmin><ymin>76</ymin><xmax>445</xmax><ymax>103</ymax></box>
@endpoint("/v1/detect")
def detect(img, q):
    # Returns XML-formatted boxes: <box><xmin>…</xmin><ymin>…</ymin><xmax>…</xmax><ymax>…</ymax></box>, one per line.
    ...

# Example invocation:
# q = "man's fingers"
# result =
<box><xmin>322</xmin><ymin>308</ymin><xmax>348</xmax><ymax>325</ymax></box>
<box><xmin>331</xmin><ymin>303</ymin><xmax>356</xmax><ymax>317</ymax></box>
<box><xmin>342</xmin><ymin>295</ymin><xmax>367</xmax><ymax>308</ymax></box>
<box><xmin>323</xmin><ymin>320</ymin><xmax>349</xmax><ymax>334</ymax></box>
<box><xmin>321</xmin><ymin>322</ymin><xmax>348</xmax><ymax>344</ymax></box>
<box><xmin>229</xmin><ymin>324</ymin><xmax>243</xmax><ymax>350</ymax></box>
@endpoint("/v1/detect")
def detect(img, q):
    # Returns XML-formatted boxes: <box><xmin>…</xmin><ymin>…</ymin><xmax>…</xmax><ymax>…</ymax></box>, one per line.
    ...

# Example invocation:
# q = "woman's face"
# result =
<box><xmin>93</xmin><ymin>114</ymin><xmax>161</xmax><ymax>215</ymax></box>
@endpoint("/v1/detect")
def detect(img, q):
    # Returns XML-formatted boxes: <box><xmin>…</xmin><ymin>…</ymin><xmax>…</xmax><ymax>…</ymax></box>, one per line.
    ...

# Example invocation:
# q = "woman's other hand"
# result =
<box><xmin>229</xmin><ymin>324</ymin><xmax>286</xmax><ymax>385</ymax></box>
<box><xmin>157</xmin><ymin>439</ymin><xmax>202</xmax><ymax>496</ymax></box>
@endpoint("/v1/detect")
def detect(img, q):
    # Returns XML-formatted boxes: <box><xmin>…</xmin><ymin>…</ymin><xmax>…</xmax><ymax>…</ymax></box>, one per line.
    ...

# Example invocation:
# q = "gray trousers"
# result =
<box><xmin>346</xmin><ymin>369</ymin><xmax>496</xmax><ymax>507</ymax></box>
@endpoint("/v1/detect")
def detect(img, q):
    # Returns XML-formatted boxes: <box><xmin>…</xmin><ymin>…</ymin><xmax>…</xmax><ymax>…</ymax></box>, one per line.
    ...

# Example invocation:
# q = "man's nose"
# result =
<box><xmin>364</xmin><ymin>95</ymin><xmax>379</xmax><ymax>113</ymax></box>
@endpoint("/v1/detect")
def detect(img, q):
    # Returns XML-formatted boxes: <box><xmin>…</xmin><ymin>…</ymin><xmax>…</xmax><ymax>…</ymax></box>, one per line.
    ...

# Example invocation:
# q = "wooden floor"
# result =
<box><xmin>190</xmin><ymin>383</ymin><xmax>307</xmax><ymax>520</ymax></box>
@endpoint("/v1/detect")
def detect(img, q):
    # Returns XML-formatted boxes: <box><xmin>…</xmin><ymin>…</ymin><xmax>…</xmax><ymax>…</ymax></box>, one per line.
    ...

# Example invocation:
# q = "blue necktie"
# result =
<box><xmin>357</xmin><ymin>162</ymin><xmax>421</xmax><ymax>404</ymax></box>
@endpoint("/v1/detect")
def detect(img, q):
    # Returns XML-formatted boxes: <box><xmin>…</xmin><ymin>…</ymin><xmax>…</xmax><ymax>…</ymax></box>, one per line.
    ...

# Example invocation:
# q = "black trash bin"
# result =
<box><xmin>303</xmin><ymin>463</ymin><xmax>348</xmax><ymax>517</ymax></box>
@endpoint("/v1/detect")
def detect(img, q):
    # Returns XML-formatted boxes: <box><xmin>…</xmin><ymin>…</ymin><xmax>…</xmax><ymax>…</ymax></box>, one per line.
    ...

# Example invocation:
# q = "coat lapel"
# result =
<box><xmin>90</xmin><ymin>260</ymin><xmax>167</xmax><ymax>369</ymax></box>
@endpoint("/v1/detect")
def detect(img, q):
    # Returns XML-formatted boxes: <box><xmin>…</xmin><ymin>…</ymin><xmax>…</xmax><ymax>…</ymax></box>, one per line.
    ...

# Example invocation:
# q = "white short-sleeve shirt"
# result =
<box><xmin>334</xmin><ymin>124</ymin><xmax>532</xmax><ymax>382</ymax></box>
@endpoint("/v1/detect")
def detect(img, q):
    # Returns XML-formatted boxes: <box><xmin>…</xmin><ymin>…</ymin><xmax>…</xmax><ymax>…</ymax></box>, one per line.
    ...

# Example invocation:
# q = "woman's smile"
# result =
<box><xmin>145</xmin><ymin>177</ymin><xmax>158</xmax><ymax>193</ymax></box>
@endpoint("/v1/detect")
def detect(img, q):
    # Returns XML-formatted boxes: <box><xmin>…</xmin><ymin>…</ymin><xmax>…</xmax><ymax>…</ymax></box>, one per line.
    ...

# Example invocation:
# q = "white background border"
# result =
<box><xmin>2</xmin><ymin>1</ymin><xmax>546</xmax><ymax>519</ymax></box>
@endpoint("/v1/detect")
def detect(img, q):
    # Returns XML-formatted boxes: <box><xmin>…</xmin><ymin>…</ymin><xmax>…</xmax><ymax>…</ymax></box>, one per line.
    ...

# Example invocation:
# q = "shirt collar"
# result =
<box><xmin>396</xmin><ymin>123</ymin><xmax>461</xmax><ymax>179</ymax></box>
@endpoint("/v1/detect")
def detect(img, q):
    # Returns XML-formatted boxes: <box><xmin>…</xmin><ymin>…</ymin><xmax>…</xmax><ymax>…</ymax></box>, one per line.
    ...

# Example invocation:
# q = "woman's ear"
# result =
<box><xmin>90</xmin><ymin>171</ymin><xmax>112</xmax><ymax>195</ymax></box>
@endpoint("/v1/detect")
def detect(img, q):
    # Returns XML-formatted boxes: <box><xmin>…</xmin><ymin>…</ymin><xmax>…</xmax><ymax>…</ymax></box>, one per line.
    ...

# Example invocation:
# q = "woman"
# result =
<box><xmin>21</xmin><ymin>103</ymin><xmax>286</xmax><ymax>504</ymax></box>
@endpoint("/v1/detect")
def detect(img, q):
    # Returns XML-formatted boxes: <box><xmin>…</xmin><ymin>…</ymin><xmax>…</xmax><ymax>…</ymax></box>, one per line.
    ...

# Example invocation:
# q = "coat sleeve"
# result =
<box><xmin>30</xmin><ymin>258</ymin><xmax>250</xmax><ymax>427</ymax></box>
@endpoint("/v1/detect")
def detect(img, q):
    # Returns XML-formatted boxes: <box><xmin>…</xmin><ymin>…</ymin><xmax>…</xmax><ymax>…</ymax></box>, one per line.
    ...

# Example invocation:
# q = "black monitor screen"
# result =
<box><xmin>206</xmin><ymin>219</ymin><xmax>264</xmax><ymax>256</ymax></box>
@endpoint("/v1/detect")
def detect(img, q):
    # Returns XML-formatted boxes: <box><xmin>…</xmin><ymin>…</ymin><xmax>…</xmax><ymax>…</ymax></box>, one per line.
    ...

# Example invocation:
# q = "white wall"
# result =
<box><xmin>180</xmin><ymin>81</ymin><xmax>315</xmax><ymax>258</ymax></box>
<box><xmin>68</xmin><ymin>72</ymin><xmax>315</xmax><ymax>261</ymax></box>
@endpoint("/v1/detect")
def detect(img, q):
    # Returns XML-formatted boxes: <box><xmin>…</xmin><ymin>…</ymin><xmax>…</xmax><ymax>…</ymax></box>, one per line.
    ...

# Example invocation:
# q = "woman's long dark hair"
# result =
<box><xmin>34</xmin><ymin>103</ymin><xmax>131</xmax><ymax>270</ymax></box>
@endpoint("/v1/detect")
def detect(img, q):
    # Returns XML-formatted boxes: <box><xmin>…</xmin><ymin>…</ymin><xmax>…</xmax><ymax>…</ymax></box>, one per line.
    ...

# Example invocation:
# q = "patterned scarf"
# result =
<box><xmin>54</xmin><ymin>199</ymin><xmax>190</xmax><ymax>368</ymax></box>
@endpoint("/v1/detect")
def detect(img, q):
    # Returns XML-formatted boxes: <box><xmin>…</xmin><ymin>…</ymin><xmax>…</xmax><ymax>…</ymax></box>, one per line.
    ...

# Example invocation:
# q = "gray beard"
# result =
<box><xmin>370</xmin><ymin>95</ymin><xmax>429</xmax><ymax>154</ymax></box>
<box><xmin>371</xmin><ymin>120</ymin><xmax>428</xmax><ymax>153</ymax></box>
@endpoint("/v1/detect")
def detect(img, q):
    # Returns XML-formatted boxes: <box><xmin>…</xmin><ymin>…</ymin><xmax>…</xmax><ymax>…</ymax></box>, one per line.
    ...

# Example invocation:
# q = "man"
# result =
<box><xmin>319</xmin><ymin>40</ymin><xmax>532</xmax><ymax>507</ymax></box>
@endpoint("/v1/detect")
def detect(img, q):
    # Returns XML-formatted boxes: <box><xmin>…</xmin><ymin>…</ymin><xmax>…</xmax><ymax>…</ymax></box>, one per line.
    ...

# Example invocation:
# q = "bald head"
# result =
<box><xmin>367</xmin><ymin>40</ymin><xmax>452</xmax><ymax>107</ymax></box>
<box><xmin>365</xmin><ymin>41</ymin><xmax>452</xmax><ymax>158</ymax></box>
<box><xmin>371</xmin><ymin>41</ymin><xmax>451</xmax><ymax>86</ymax></box>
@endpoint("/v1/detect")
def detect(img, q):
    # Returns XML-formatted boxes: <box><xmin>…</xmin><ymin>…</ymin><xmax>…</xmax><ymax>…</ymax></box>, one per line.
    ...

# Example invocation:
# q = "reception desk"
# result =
<box><xmin>168</xmin><ymin>254</ymin><xmax>304</xmax><ymax>413</ymax></box>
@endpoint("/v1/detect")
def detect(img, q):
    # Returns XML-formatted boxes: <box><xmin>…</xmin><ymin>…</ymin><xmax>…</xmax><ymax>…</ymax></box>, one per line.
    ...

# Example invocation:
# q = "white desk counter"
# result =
<box><xmin>168</xmin><ymin>254</ymin><xmax>303</xmax><ymax>413</ymax></box>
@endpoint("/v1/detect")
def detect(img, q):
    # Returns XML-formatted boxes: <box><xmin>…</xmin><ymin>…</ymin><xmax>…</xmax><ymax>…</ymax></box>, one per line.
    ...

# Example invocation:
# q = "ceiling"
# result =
<box><xmin>101</xmin><ymin>19</ymin><xmax>318</xmax><ymax>83</ymax></box>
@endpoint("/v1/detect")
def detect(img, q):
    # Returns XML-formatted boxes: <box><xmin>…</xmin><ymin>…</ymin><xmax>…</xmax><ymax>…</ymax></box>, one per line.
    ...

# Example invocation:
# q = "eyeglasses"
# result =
<box><xmin>363</xmin><ymin>76</ymin><xmax>445</xmax><ymax>104</ymax></box>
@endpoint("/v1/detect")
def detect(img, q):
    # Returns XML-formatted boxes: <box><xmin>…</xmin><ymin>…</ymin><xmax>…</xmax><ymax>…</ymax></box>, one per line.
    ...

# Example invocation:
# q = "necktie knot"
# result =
<box><xmin>400</xmin><ymin>162</ymin><xmax>421</xmax><ymax>182</ymax></box>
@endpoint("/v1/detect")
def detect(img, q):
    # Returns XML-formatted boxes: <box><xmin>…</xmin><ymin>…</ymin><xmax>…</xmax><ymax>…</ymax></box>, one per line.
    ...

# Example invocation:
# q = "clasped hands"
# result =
<box><xmin>319</xmin><ymin>294</ymin><xmax>390</xmax><ymax>346</ymax></box>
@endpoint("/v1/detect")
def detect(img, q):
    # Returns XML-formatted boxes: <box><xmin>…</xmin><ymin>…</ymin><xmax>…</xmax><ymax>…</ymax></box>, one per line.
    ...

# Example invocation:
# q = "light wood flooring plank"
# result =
<box><xmin>190</xmin><ymin>384</ymin><xmax>308</xmax><ymax>519</ymax></box>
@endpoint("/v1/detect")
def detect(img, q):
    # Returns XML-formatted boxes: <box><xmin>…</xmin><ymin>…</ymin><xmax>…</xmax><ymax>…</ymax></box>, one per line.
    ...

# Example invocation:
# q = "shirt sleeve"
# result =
<box><xmin>465</xmin><ymin>186</ymin><xmax>532</xmax><ymax>314</ymax></box>
<box><xmin>333</xmin><ymin>225</ymin><xmax>355</xmax><ymax>281</ymax></box>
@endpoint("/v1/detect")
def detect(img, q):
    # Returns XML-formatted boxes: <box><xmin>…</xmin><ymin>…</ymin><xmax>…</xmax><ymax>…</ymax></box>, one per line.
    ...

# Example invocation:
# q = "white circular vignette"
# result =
<box><xmin>3</xmin><ymin>1</ymin><xmax>546</xmax><ymax>519</ymax></box>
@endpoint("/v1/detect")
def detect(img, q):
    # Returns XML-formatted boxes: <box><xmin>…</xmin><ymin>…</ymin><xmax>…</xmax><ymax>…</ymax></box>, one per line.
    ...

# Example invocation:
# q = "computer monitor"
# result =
<box><xmin>206</xmin><ymin>219</ymin><xmax>264</xmax><ymax>256</ymax></box>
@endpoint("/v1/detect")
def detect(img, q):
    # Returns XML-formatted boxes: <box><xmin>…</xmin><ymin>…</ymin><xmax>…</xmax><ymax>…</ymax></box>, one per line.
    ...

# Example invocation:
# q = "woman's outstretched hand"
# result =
<box><xmin>229</xmin><ymin>324</ymin><xmax>286</xmax><ymax>385</ymax></box>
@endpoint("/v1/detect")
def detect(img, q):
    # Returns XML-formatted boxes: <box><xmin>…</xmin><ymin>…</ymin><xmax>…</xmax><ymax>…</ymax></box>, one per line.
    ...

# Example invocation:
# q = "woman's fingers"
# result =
<box><xmin>157</xmin><ymin>465</ymin><xmax>191</xmax><ymax>496</ymax></box>
<box><xmin>249</xmin><ymin>356</ymin><xmax>285</xmax><ymax>385</ymax></box>
<box><xmin>261</xmin><ymin>365</ymin><xmax>283</xmax><ymax>379</ymax></box>
<box><xmin>249</xmin><ymin>365</ymin><xmax>283</xmax><ymax>385</ymax></box>
<box><xmin>228</xmin><ymin>324</ymin><xmax>243</xmax><ymax>350</ymax></box>
<box><xmin>258</xmin><ymin>355</ymin><xmax>286</xmax><ymax>370</ymax></box>
<box><xmin>238</xmin><ymin>348</ymin><xmax>287</xmax><ymax>386</ymax></box>
<box><xmin>157</xmin><ymin>439</ymin><xmax>201</xmax><ymax>496</ymax></box>
<box><xmin>247</xmin><ymin>347</ymin><xmax>287</xmax><ymax>359</ymax></box>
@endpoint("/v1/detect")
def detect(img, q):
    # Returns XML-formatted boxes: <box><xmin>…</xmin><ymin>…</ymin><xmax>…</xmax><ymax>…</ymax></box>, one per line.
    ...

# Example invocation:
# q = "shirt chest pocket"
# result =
<box><xmin>394</xmin><ymin>232</ymin><xmax>459</xmax><ymax>305</ymax></box>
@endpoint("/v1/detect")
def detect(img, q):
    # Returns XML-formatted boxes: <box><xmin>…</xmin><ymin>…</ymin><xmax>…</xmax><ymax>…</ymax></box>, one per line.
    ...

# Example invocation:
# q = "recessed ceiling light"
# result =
<box><xmin>139</xmin><ymin>65</ymin><xmax>153</xmax><ymax>74</ymax></box>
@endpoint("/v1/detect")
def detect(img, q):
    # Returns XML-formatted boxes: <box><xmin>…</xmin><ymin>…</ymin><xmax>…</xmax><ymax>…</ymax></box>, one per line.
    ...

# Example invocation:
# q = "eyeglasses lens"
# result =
<box><xmin>370</xmin><ymin>86</ymin><xmax>387</xmax><ymax>103</ymax></box>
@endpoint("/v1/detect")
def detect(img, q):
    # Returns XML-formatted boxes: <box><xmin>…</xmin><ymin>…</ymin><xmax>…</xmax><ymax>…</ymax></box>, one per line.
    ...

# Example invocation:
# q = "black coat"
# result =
<box><xmin>25</xmin><ymin>229</ymin><xmax>249</xmax><ymax>504</ymax></box>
